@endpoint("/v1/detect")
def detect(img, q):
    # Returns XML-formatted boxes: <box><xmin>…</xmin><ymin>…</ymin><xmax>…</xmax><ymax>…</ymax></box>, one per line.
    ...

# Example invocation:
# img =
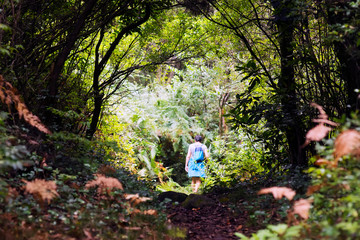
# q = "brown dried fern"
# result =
<box><xmin>0</xmin><ymin>75</ymin><xmax>51</xmax><ymax>134</ymax></box>
<box><xmin>85</xmin><ymin>174</ymin><xmax>123</xmax><ymax>196</ymax></box>
<box><xmin>23</xmin><ymin>179</ymin><xmax>59</xmax><ymax>204</ymax></box>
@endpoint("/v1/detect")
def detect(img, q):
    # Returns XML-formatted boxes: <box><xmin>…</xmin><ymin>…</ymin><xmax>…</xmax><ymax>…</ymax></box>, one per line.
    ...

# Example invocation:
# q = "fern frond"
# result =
<box><xmin>0</xmin><ymin>75</ymin><xmax>51</xmax><ymax>134</ymax></box>
<box><xmin>23</xmin><ymin>179</ymin><xmax>59</xmax><ymax>204</ymax></box>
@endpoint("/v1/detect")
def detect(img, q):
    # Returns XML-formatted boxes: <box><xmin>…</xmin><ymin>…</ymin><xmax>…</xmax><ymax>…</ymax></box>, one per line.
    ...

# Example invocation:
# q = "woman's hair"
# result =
<box><xmin>194</xmin><ymin>135</ymin><xmax>203</xmax><ymax>142</ymax></box>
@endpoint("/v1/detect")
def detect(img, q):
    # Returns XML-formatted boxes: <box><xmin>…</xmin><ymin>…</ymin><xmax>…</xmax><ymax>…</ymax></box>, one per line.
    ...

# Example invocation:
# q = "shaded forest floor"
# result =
<box><xmin>0</xmin><ymin>124</ymin><xmax>306</xmax><ymax>240</ymax></box>
<box><xmin>163</xmin><ymin>188</ymin><xmax>285</xmax><ymax>239</ymax></box>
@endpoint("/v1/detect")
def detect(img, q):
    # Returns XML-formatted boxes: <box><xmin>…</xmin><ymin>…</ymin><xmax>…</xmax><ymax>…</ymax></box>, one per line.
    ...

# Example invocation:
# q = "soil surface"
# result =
<box><xmin>165</xmin><ymin>192</ymin><xmax>267</xmax><ymax>240</ymax></box>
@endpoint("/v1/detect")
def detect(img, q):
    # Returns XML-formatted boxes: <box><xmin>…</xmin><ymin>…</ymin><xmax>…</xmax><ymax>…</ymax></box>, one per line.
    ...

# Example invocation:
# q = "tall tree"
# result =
<box><xmin>194</xmin><ymin>0</ymin><xmax>307</xmax><ymax>165</ymax></box>
<box><xmin>87</xmin><ymin>2</ymin><xmax>154</xmax><ymax>139</ymax></box>
<box><xmin>270</xmin><ymin>0</ymin><xmax>306</xmax><ymax>165</ymax></box>
<box><xmin>189</xmin><ymin>0</ymin><xmax>351</xmax><ymax>166</ymax></box>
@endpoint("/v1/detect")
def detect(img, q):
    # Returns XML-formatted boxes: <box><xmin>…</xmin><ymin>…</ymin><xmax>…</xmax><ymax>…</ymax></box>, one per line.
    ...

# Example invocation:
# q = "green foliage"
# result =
<box><xmin>236</xmin><ymin>224</ymin><xmax>302</xmax><ymax>240</ymax></box>
<box><xmin>1</xmin><ymin>168</ymin><xmax>184</xmax><ymax>239</ymax></box>
<box><xmin>0</xmin><ymin>112</ymin><xmax>34</xmax><ymax>202</ymax></box>
<box><xmin>156</xmin><ymin>178</ymin><xmax>192</xmax><ymax>194</ymax></box>
<box><xmin>46</xmin><ymin>107</ymin><xmax>89</xmax><ymax>132</ymax></box>
<box><xmin>106</xmin><ymin>77</ymin><xmax>217</xmax><ymax>183</ymax></box>
<box><xmin>100</xmin><ymin>46</ymin><xmax>265</xmax><ymax>188</ymax></box>
<box><xmin>45</xmin><ymin>132</ymin><xmax>97</xmax><ymax>172</ymax></box>
<box><xmin>204</xmin><ymin>131</ymin><xmax>265</xmax><ymax>189</ymax></box>
<box><xmin>0</xmin><ymin>112</ymin><xmax>31</xmax><ymax>170</ymax></box>
<box><xmin>3</xmin><ymin>1</ymin><xmax>360</xmax><ymax>239</ymax></box>
<box><xmin>138</xmin><ymin>8</ymin><xmax>210</xmax><ymax>66</ymax></box>
<box><xmin>0</xmin><ymin>23</ymin><xmax>24</xmax><ymax>57</ymax></box>
<box><xmin>238</xmin><ymin>116</ymin><xmax>360</xmax><ymax>239</ymax></box>
<box><xmin>0</xmin><ymin>117</ymin><xmax>185</xmax><ymax>239</ymax></box>
<box><xmin>326</xmin><ymin>1</ymin><xmax>360</xmax><ymax>45</ymax></box>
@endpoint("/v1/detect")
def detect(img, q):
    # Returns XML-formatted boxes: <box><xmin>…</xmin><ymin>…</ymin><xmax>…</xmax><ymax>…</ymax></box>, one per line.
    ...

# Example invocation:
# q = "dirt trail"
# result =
<box><xmin>165</xmin><ymin>193</ymin><xmax>261</xmax><ymax>240</ymax></box>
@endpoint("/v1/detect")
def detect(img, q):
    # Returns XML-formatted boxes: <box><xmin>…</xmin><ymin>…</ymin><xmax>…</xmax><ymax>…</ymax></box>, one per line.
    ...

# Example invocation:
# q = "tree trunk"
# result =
<box><xmin>219</xmin><ymin>93</ymin><xmax>230</xmax><ymax>135</ymax></box>
<box><xmin>86</xmin><ymin>28</ymin><xmax>104</xmax><ymax>140</ymax></box>
<box><xmin>86</xmin><ymin>91</ymin><xmax>103</xmax><ymax>139</ymax></box>
<box><xmin>271</xmin><ymin>0</ymin><xmax>307</xmax><ymax>166</ymax></box>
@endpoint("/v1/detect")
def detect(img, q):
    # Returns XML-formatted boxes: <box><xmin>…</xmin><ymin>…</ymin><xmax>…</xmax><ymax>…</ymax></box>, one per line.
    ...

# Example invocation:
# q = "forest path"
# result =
<box><xmin>165</xmin><ymin>192</ymin><xmax>264</xmax><ymax>239</ymax></box>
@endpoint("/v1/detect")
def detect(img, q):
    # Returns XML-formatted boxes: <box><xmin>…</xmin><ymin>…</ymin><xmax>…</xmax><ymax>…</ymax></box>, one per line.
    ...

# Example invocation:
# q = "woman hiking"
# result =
<box><xmin>185</xmin><ymin>135</ymin><xmax>210</xmax><ymax>193</ymax></box>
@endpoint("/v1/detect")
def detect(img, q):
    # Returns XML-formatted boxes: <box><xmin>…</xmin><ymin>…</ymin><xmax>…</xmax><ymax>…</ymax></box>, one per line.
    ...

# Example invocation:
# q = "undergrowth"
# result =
<box><xmin>0</xmin><ymin>112</ymin><xmax>186</xmax><ymax>239</ymax></box>
<box><xmin>236</xmin><ymin>114</ymin><xmax>360</xmax><ymax>239</ymax></box>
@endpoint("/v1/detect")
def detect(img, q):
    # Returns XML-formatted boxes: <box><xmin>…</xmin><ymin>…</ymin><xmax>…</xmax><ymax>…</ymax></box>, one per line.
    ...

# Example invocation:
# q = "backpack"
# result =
<box><xmin>193</xmin><ymin>145</ymin><xmax>204</xmax><ymax>163</ymax></box>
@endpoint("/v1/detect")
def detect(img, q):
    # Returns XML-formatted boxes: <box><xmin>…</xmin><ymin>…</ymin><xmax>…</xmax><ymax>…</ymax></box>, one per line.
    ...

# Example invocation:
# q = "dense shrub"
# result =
<box><xmin>236</xmin><ymin>116</ymin><xmax>360</xmax><ymax>239</ymax></box>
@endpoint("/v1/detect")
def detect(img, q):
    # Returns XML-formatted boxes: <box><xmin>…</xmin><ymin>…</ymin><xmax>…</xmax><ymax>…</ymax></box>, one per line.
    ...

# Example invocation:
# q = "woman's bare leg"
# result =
<box><xmin>194</xmin><ymin>177</ymin><xmax>201</xmax><ymax>193</ymax></box>
<box><xmin>191</xmin><ymin>177</ymin><xmax>196</xmax><ymax>192</ymax></box>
